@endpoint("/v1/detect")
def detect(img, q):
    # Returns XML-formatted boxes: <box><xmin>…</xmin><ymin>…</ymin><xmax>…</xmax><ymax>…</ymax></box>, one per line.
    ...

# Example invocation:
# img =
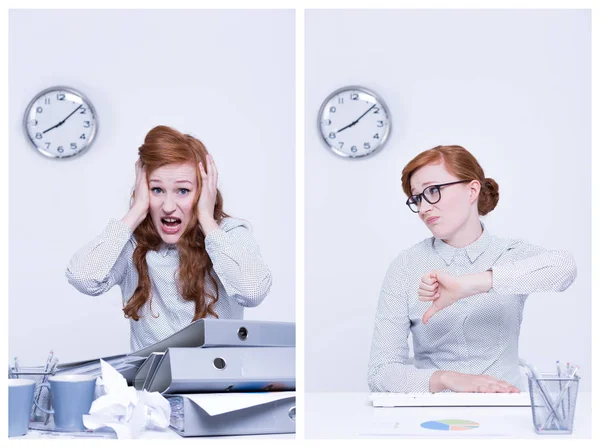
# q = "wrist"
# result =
<box><xmin>122</xmin><ymin>205</ymin><xmax>147</xmax><ymax>231</ymax></box>
<box><xmin>462</xmin><ymin>271</ymin><xmax>492</xmax><ymax>296</ymax></box>
<box><xmin>199</xmin><ymin>216</ymin><xmax>219</xmax><ymax>235</ymax></box>
<box><xmin>430</xmin><ymin>370</ymin><xmax>449</xmax><ymax>393</ymax></box>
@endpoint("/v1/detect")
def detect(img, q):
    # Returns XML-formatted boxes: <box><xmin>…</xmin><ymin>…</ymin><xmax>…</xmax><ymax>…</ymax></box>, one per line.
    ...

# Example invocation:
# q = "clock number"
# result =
<box><xmin>44</xmin><ymin>97</ymin><xmax>51</xmax><ymax>105</ymax></box>
<box><xmin>80</xmin><ymin>133</ymin><xmax>86</xmax><ymax>139</ymax></box>
<box><xmin>70</xmin><ymin>143</ymin><xmax>77</xmax><ymax>150</ymax></box>
<box><xmin>364</xmin><ymin>142</ymin><xmax>371</xmax><ymax>150</ymax></box>
<box><xmin>57</xmin><ymin>146</ymin><xmax>64</xmax><ymax>153</ymax></box>
<box><xmin>373</xmin><ymin>107</ymin><xmax>380</xmax><ymax>114</ymax></box>
<box><xmin>83</xmin><ymin>121</ymin><xmax>91</xmax><ymax>128</ymax></box>
<box><xmin>377</xmin><ymin>120</ymin><xmax>384</xmax><ymax>127</ymax></box>
<box><xmin>350</xmin><ymin>93</ymin><xmax>358</xmax><ymax>100</ymax></box>
<box><xmin>337</xmin><ymin>97</ymin><xmax>344</xmax><ymax>104</ymax></box>
<box><xmin>329</xmin><ymin>106</ymin><xmax>336</xmax><ymax>113</ymax></box>
<box><xmin>80</xmin><ymin>108</ymin><xmax>87</xmax><ymax>114</ymax></box>
<box><xmin>45</xmin><ymin>142</ymin><xmax>50</xmax><ymax>149</ymax></box>
<box><xmin>36</xmin><ymin>107</ymin><xmax>43</xmax><ymax>113</ymax></box>
<box><xmin>329</xmin><ymin>132</ymin><xmax>336</xmax><ymax>139</ymax></box>
<box><xmin>57</xmin><ymin>93</ymin><xmax>65</xmax><ymax>100</ymax></box>
<box><xmin>30</xmin><ymin>119</ymin><xmax>38</xmax><ymax>126</ymax></box>
<box><xmin>338</xmin><ymin>142</ymin><xmax>344</xmax><ymax>148</ymax></box>
<box><xmin>350</xmin><ymin>146</ymin><xmax>358</xmax><ymax>153</ymax></box>
<box><xmin>374</xmin><ymin>133</ymin><xmax>380</xmax><ymax>139</ymax></box>
<box><xmin>35</xmin><ymin>132</ymin><xmax>42</xmax><ymax>139</ymax></box>
<box><xmin>322</xmin><ymin>119</ymin><xmax>331</xmax><ymax>126</ymax></box>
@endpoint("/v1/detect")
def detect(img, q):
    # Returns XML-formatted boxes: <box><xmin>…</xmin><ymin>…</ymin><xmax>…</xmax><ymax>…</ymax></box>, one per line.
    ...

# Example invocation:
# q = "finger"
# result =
<box><xmin>209</xmin><ymin>154</ymin><xmax>218</xmax><ymax>175</ymax></box>
<box><xmin>418</xmin><ymin>287</ymin><xmax>437</xmax><ymax>297</ymax></box>
<box><xmin>419</xmin><ymin>281</ymin><xmax>438</xmax><ymax>292</ymax></box>
<box><xmin>198</xmin><ymin>161</ymin><xmax>208</xmax><ymax>179</ymax></box>
<box><xmin>209</xmin><ymin>155</ymin><xmax>218</xmax><ymax>189</ymax></box>
<box><xmin>419</xmin><ymin>293</ymin><xmax>440</xmax><ymax>302</ymax></box>
<box><xmin>422</xmin><ymin>304</ymin><xmax>439</xmax><ymax>324</ymax></box>
<box><xmin>491</xmin><ymin>383</ymin><xmax>509</xmax><ymax>393</ymax></box>
<box><xmin>421</xmin><ymin>273</ymin><xmax>436</xmax><ymax>286</ymax></box>
<box><xmin>478</xmin><ymin>384</ymin><xmax>494</xmax><ymax>393</ymax></box>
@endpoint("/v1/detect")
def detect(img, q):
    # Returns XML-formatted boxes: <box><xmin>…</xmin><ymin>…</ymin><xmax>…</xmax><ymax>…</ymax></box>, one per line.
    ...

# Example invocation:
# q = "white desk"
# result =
<box><xmin>305</xmin><ymin>393</ymin><xmax>591</xmax><ymax>438</ymax></box>
<box><xmin>19</xmin><ymin>427</ymin><xmax>294</xmax><ymax>439</ymax></box>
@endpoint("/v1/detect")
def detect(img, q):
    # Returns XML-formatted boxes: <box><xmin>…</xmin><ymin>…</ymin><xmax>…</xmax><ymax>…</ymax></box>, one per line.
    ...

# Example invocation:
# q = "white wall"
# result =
<box><xmin>9</xmin><ymin>9</ymin><xmax>295</xmax><ymax>365</ymax></box>
<box><xmin>305</xmin><ymin>9</ymin><xmax>591</xmax><ymax>392</ymax></box>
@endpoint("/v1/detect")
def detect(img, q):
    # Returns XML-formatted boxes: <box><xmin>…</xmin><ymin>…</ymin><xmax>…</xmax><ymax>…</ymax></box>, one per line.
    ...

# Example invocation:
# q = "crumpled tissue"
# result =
<box><xmin>82</xmin><ymin>359</ymin><xmax>171</xmax><ymax>439</ymax></box>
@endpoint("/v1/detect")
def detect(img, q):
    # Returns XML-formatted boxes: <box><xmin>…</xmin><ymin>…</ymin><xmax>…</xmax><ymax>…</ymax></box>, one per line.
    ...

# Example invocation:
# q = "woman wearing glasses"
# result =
<box><xmin>367</xmin><ymin>145</ymin><xmax>576</xmax><ymax>393</ymax></box>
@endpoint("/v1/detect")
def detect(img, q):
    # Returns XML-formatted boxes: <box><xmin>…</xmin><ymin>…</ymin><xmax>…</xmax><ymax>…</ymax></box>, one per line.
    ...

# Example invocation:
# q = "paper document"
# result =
<box><xmin>171</xmin><ymin>392</ymin><xmax>296</xmax><ymax>416</ymax></box>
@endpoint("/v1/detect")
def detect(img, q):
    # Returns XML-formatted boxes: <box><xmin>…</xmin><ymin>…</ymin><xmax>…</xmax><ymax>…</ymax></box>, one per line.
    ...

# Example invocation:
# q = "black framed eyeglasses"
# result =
<box><xmin>406</xmin><ymin>180</ymin><xmax>470</xmax><ymax>213</ymax></box>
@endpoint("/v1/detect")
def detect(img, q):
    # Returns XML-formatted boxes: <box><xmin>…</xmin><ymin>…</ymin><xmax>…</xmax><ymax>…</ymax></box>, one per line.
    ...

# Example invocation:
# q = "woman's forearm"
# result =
<box><xmin>121</xmin><ymin>206</ymin><xmax>147</xmax><ymax>231</ymax></box>
<box><xmin>460</xmin><ymin>270</ymin><xmax>493</xmax><ymax>297</ymax></box>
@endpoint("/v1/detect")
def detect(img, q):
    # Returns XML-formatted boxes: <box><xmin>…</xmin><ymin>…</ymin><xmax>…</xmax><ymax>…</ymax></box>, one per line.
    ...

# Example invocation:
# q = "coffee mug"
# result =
<box><xmin>33</xmin><ymin>374</ymin><xmax>96</xmax><ymax>432</ymax></box>
<box><xmin>8</xmin><ymin>378</ymin><xmax>36</xmax><ymax>437</ymax></box>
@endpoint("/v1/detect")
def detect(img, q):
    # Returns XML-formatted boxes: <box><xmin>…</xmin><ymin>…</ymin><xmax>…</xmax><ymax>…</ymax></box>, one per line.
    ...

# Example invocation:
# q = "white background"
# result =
<box><xmin>8</xmin><ymin>9</ymin><xmax>295</xmax><ymax>365</ymax></box>
<box><xmin>305</xmin><ymin>9</ymin><xmax>591</xmax><ymax>392</ymax></box>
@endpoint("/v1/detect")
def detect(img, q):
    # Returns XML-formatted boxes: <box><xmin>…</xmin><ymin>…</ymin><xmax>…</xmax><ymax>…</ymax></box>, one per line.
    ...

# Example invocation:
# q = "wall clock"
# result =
<box><xmin>23</xmin><ymin>86</ymin><xmax>98</xmax><ymax>159</ymax></box>
<box><xmin>318</xmin><ymin>85</ymin><xmax>391</xmax><ymax>159</ymax></box>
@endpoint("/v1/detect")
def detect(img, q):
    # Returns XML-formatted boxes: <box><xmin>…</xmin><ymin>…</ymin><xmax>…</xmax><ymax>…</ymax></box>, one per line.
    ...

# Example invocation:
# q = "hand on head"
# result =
<box><xmin>132</xmin><ymin>159</ymin><xmax>150</xmax><ymax>219</ymax></box>
<box><xmin>197</xmin><ymin>154</ymin><xmax>219</xmax><ymax>234</ymax></box>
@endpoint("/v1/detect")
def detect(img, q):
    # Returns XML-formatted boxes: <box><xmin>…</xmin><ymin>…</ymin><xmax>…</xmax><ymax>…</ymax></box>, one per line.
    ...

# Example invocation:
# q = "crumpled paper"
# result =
<box><xmin>82</xmin><ymin>359</ymin><xmax>171</xmax><ymax>439</ymax></box>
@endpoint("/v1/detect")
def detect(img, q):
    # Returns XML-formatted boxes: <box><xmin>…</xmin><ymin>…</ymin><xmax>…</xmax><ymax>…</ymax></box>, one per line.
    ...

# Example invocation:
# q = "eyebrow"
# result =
<box><xmin>411</xmin><ymin>181</ymin><xmax>439</xmax><ymax>194</ymax></box>
<box><xmin>149</xmin><ymin>179</ymin><xmax>193</xmax><ymax>185</ymax></box>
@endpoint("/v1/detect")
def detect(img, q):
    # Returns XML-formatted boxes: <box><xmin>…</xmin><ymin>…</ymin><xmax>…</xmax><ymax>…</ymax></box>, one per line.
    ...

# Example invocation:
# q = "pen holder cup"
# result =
<box><xmin>10</xmin><ymin>367</ymin><xmax>56</xmax><ymax>424</ymax></box>
<box><xmin>528</xmin><ymin>373</ymin><xmax>579</xmax><ymax>435</ymax></box>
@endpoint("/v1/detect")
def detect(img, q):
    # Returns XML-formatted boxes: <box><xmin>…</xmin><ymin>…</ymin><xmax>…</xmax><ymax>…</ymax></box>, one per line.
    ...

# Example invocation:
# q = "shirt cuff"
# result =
<box><xmin>106</xmin><ymin>218</ymin><xmax>134</xmax><ymax>241</ymax></box>
<box><xmin>204</xmin><ymin>227</ymin><xmax>229</xmax><ymax>251</ymax></box>
<box><xmin>490</xmin><ymin>264</ymin><xmax>513</xmax><ymax>295</ymax></box>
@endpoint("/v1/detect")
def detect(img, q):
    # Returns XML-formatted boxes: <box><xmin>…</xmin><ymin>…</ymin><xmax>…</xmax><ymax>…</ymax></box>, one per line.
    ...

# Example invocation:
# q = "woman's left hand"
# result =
<box><xmin>197</xmin><ymin>154</ymin><xmax>219</xmax><ymax>234</ymax></box>
<box><xmin>419</xmin><ymin>270</ymin><xmax>493</xmax><ymax>324</ymax></box>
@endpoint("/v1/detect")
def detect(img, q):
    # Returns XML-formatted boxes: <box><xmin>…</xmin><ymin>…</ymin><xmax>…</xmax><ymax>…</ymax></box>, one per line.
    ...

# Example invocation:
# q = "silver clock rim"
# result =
<box><xmin>317</xmin><ymin>85</ymin><xmax>391</xmax><ymax>159</ymax></box>
<box><xmin>22</xmin><ymin>85</ymin><xmax>99</xmax><ymax>160</ymax></box>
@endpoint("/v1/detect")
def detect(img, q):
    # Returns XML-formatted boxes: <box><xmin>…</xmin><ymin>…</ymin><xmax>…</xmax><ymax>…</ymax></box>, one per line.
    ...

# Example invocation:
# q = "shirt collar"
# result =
<box><xmin>158</xmin><ymin>243</ymin><xmax>177</xmax><ymax>257</ymax></box>
<box><xmin>432</xmin><ymin>221</ymin><xmax>491</xmax><ymax>265</ymax></box>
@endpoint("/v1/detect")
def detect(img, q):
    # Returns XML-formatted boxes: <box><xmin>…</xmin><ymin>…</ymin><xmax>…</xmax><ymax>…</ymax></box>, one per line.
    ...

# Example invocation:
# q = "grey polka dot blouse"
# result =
<box><xmin>66</xmin><ymin>217</ymin><xmax>272</xmax><ymax>352</ymax></box>
<box><xmin>367</xmin><ymin>221</ymin><xmax>577</xmax><ymax>393</ymax></box>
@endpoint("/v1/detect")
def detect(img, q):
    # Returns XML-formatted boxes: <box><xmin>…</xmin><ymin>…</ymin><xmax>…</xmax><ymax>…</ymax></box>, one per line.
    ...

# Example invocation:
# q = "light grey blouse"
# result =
<box><xmin>367</xmin><ymin>221</ymin><xmax>577</xmax><ymax>393</ymax></box>
<box><xmin>66</xmin><ymin>217</ymin><xmax>272</xmax><ymax>352</ymax></box>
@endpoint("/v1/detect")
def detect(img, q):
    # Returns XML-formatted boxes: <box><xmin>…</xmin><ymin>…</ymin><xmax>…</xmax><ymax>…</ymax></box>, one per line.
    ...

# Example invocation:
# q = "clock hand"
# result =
<box><xmin>336</xmin><ymin>104</ymin><xmax>377</xmax><ymax>133</ymax></box>
<box><xmin>42</xmin><ymin>105</ymin><xmax>83</xmax><ymax>134</ymax></box>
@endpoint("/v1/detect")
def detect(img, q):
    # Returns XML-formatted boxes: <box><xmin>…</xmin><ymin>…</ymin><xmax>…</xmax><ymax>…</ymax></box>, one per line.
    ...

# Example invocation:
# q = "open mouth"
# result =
<box><xmin>160</xmin><ymin>217</ymin><xmax>182</xmax><ymax>234</ymax></box>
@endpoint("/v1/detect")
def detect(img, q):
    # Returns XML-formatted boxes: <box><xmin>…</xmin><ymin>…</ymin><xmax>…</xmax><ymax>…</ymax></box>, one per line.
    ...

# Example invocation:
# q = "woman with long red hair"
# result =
<box><xmin>66</xmin><ymin>125</ymin><xmax>272</xmax><ymax>351</ymax></box>
<box><xmin>368</xmin><ymin>145</ymin><xmax>576</xmax><ymax>394</ymax></box>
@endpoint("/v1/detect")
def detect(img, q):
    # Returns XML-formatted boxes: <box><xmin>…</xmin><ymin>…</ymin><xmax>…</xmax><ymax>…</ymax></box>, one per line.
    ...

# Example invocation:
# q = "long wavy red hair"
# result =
<box><xmin>123</xmin><ymin>125</ymin><xmax>228</xmax><ymax>322</ymax></box>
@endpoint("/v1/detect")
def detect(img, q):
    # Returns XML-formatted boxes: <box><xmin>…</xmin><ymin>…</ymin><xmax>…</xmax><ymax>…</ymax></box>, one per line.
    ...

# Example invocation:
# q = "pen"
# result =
<box><xmin>556</xmin><ymin>361</ymin><xmax>565</xmax><ymax>419</ymax></box>
<box><xmin>14</xmin><ymin>357</ymin><xmax>19</xmax><ymax>379</ymax></box>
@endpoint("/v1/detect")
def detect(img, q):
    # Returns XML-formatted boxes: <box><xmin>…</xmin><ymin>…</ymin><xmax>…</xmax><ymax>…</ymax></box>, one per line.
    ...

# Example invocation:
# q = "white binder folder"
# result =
<box><xmin>57</xmin><ymin>319</ymin><xmax>295</xmax><ymax>384</ymax></box>
<box><xmin>145</xmin><ymin>346</ymin><xmax>296</xmax><ymax>394</ymax></box>
<box><xmin>166</xmin><ymin>392</ymin><xmax>296</xmax><ymax>437</ymax></box>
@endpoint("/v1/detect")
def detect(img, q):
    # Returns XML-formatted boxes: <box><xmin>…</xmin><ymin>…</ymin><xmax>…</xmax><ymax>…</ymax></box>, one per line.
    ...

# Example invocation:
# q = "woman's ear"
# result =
<box><xmin>469</xmin><ymin>180</ymin><xmax>481</xmax><ymax>204</ymax></box>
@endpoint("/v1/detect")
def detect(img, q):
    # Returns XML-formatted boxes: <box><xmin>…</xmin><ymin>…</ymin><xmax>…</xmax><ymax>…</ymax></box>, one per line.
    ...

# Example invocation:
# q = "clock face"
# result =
<box><xmin>318</xmin><ymin>86</ymin><xmax>391</xmax><ymax>159</ymax></box>
<box><xmin>23</xmin><ymin>86</ymin><xmax>98</xmax><ymax>159</ymax></box>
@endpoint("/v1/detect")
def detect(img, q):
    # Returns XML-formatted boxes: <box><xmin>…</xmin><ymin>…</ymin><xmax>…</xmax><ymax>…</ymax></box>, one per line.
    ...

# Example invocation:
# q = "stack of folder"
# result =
<box><xmin>56</xmin><ymin>319</ymin><xmax>296</xmax><ymax>437</ymax></box>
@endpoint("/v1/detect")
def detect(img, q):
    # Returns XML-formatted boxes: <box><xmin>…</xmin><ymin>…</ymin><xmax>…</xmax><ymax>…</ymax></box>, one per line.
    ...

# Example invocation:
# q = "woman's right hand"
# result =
<box><xmin>430</xmin><ymin>371</ymin><xmax>520</xmax><ymax>393</ymax></box>
<box><xmin>131</xmin><ymin>159</ymin><xmax>150</xmax><ymax>217</ymax></box>
<box><xmin>122</xmin><ymin>159</ymin><xmax>150</xmax><ymax>231</ymax></box>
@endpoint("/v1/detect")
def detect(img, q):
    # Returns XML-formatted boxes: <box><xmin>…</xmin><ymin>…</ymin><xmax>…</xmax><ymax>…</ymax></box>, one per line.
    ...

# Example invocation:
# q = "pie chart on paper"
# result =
<box><xmin>420</xmin><ymin>419</ymin><xmax>480</xmax><ymax>431</ymax></box>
